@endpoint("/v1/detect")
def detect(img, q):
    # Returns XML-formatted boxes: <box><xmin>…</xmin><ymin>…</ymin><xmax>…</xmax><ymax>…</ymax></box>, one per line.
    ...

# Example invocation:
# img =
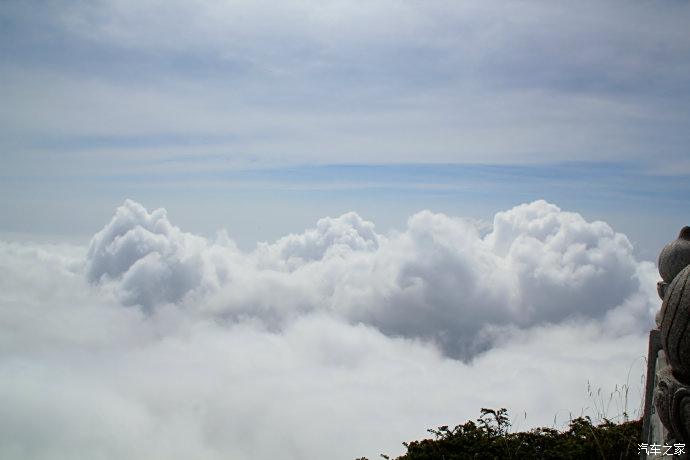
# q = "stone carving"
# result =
<box><xmin>658</xmin><ymin>227</ymin><xmax>690</xmax><ymax>302</ymax></box>
<box><xmin>648</xmin><ymin>227</ymin><xmax>690</xmax><ymax>458</ymax></box>
<box><xmin>659</xmin><ymin>264</ymin><xmax>690</xmax><ymax>382</ymax></box>
<box><xmin>654</xmin><ymin>365</ymin><xmax>690</xmax><ymax>445</ymax></box>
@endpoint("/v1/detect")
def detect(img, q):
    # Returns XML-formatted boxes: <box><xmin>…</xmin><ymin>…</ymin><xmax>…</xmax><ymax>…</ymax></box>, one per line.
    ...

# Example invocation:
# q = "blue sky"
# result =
<box><xmin>2</xmin><ymin>0</ymin><xmax>690</xmax><ymax>258</ymax></box>
<box><xmin>2</xmin><ymin>160</ymin><xmax>689</xmax><ymax>261</ymax></box>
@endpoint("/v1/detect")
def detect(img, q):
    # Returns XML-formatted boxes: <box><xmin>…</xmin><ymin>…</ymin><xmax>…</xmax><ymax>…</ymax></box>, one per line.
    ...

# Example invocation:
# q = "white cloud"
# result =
<box><xmin>255</xmin><ymin>211</ymin><xmax>380</xmax><ymax>269</ymax></box>
<box><xmin>86</xmin><ymin>199</ymin><xmax>213</xmax><ymax>309</ymax></box>
<box><xmin>85</xmin><ymin>199</ymin><xmax>655</xmax><ymax>358</ymax></box>
<box><xmin>0</xmin><ymin>200</ymin><xmax>659</xmax><ymax>459</ymax></box>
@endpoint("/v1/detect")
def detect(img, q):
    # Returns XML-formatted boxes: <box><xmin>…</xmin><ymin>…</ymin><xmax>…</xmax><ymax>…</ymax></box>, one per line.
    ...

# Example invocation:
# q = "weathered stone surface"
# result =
<box><xmin>659</xmin><ymin>226</ymin><xmax>690</xmax><ymax>283</ymax></box>
<box><xmin>672</xmin><ymin>386</ymin><xmax>690</xmax><ymax>445</ymax></box>
<box><xmin>658</xmin><ymin>281</ymin><xmax>669</xmax><ymax>302</ymax></box>
<box><xmin>659</xmin><ymin>264</ymin><xmax>690</xmax><ymax>383</ymax></box>
<box><xmin>653</xmin><ymin>365</ymin><xmax>690</xmax><ymax>449</ymax></box>
<box><xmin>645</xmin><ymin>226</ymin><xmax>690</xmax><ymax>457</ymax></box>
<box><xmin>654</xmin><ymin>365</ymin><xmax>679</xmax><ymax>440</ymax></box>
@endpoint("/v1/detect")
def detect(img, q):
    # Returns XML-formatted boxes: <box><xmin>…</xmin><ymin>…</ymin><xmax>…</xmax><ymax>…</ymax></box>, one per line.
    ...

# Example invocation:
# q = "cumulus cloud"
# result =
<box><xmin>85</xmin><ymin>199</ymin><xmax>656</xmax><ymax>359</ymax></box>
<box><xmin>255</xmin><ymin>211</ymin><xmax>380</xmax><ymax>269</ymax></box>
<box><xmin>0</xmin><ymin>200</ymin><xmax>659</xmax><ymax>459</ymax></box>
<box><xmin>86</xmin><ymin>199</ymin><xmax>211</xmax><ymax>309</ymax></box>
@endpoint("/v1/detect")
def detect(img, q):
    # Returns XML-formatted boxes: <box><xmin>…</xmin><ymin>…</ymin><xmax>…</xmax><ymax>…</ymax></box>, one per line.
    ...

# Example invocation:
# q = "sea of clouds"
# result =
<box><xmin>0</xmin><ymin>200</ymin><xmax>658</xmax><ymax>459</ymax></box>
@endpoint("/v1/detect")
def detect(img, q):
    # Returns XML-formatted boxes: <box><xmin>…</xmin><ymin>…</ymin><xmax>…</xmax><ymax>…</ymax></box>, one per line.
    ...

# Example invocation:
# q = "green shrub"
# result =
<box><xmin>358</xmin><ymin>408</ymin><xmax>642</xmax><ymax>460</ymax></box>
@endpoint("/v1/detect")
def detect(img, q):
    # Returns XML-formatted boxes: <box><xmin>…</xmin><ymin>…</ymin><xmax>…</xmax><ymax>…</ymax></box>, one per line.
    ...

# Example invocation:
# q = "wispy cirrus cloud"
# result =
<box><xmin>2</xmin><ymin>0</ymin><xmax>690</xmax><ymax>171</ymax></box>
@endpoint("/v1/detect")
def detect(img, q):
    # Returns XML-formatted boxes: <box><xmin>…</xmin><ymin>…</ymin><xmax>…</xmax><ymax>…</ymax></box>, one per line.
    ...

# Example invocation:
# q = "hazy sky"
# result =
<box><xmin>2</xmin><ymin>0</ymin><xmax>690</xmax><ymax>257</ymax></box>
<box><xmin>1</xmin><ymin>1</ymin><xmax>690</xmax><ymax>459</ymax></box>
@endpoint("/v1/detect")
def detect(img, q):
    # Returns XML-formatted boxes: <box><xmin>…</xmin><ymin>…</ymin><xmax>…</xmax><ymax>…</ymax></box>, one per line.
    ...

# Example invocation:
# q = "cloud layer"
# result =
<box><xmin>86</xmin><ymin>199</ymin><xmax>654</xmax><ymax>359</ymax></box>
<box><xmin>0</xmin><ymin>200</ymin><xmax>659</xmax><ymax>459</ymax></box>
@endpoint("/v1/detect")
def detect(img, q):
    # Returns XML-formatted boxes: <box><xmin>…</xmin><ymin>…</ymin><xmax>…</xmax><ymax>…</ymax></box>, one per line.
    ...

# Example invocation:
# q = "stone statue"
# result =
<box><xmin>645</xmin><ymin>227</ymin><xmax>690</xmax><ymax>458</ymax></box>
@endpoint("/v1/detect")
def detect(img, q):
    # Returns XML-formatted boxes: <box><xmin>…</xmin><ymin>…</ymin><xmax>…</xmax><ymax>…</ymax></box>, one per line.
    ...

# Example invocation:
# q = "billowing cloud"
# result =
<box><xmin>0</xmin><ymin>200</ymin><xmax>659</xmax><ymax>459</ymax></box>
<box><xmin>255</xmin><ymin>211</ymin><xmax>380</xmax><ymax>269</ymax></box>
<box><xmin>85</xmin><ymin>199</ymin><xmax>655</xmax><ymax>359</ymax></box>
<box><xmin>86</xmin><ymin>199</ymin><xmax>210</xmax><ymax>309</ymax></box>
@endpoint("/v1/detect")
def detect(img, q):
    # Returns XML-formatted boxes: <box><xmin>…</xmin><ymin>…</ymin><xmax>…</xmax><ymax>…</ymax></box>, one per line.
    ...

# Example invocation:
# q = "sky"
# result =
<box><xmin>1</xmin><ymin>1</ymin><xmax>690</xmax><ymax>459</ymax></box>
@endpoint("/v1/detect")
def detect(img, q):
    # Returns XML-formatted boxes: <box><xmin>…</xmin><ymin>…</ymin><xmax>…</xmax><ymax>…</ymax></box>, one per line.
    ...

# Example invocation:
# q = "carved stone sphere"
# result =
<box><xmin>660</xmin><ymin>263</ymin><xmax>690</xmax><ymax>383</ymax></box>
<box><xmin>659</xmin><ymin>226</ymin><xmax>690</xmax><ymax>283</ymax></box>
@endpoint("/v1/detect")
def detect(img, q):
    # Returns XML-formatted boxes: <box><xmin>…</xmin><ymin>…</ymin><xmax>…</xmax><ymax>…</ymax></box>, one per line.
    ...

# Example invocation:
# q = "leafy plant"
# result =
<box><xmin>359</xmin><ymin>408</ymin><xmax>642</xmax><ymax>460</ymax></box>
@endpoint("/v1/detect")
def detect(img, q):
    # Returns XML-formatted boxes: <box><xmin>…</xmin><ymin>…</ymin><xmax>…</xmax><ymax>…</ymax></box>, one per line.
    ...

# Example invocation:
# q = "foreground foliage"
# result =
<box><xmin>358</xmin><ymin>408</ymin><xmax>642</xmax><ymax>460</ymax></box>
